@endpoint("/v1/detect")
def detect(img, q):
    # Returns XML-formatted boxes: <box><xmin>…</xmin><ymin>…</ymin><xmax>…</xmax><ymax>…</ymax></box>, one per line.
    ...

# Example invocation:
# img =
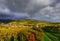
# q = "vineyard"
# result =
<box><xmin>0</xmin><ymin>20</ymin><xmax>60</xmax><ymax>41</ymax></box>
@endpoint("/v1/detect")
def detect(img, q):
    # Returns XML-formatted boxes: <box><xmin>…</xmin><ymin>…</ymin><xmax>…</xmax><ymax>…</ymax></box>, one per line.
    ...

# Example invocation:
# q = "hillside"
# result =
<box><xmin>0</xmin><ymin>19</ymin><xmax>60</xmax><ymax>28</ymax></box>
<box><xmin>0</xmin><ymin>20</ymin><xmax>60</xmax><ymax>41</ymax></box>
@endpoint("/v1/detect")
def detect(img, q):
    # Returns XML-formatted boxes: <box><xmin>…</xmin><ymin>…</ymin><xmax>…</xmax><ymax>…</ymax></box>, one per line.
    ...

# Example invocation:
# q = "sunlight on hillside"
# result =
<box><xmin>0</xmin><ymin>20</ymin><xmax>60</xmax><ymax>41</ymax></box>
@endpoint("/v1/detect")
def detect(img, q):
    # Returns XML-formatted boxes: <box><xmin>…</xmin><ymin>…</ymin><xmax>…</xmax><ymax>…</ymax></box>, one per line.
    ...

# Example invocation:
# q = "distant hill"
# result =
<box><xmin>4</xmin><ymin>19</ymin><xmax>60</xmax><ymax>27</ymax></box>
<box><xmin>0</xmin><ymin>19</ymin><xmax>14</xmax><ymax>23</ymax></box>
<box><xmin>0</xmin><ymin>19</ymin><xmax>60</xmax><ymax>26</ymax></box>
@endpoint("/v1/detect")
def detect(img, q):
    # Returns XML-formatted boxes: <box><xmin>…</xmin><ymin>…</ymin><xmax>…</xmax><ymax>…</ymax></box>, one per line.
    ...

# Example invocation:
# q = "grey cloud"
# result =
<box><xmin>5</xmin><ymin>0</ymin><xmax>56</xmax><ymax>16</ymax></box>
<box><xmin>0</xmin><ymin>0</ymin><xmax>59</xmax><ymax>22</ymax></box>
<box><xmin>32</xmin><ymin>3</ymin><xmax>60</xmax><ymax>22</ymax></box>
<box><xmin>6</xmin><ymin>0</ymin><xmax>29</xmax><ymax>12</ymax></box>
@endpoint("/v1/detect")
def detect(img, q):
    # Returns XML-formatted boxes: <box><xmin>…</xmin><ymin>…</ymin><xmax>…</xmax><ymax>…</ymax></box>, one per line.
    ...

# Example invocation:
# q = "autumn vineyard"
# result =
<box><xmin>0</xmin><ymin>20</ymin><xmax>60</xmax><ymax>41</ymax></box>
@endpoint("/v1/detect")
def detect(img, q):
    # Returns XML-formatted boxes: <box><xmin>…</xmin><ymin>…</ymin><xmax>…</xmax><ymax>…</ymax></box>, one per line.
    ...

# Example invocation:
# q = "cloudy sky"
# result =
<box><xmin>0</xmin><ymin>0</ymin><xmax>60</xmax><ymax>22</ymax></box>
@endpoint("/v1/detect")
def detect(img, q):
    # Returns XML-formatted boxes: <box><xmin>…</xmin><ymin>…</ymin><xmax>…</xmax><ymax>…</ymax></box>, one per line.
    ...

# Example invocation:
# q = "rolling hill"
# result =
<box><xmin>0</xmin><ymin>19</ymin><xmax>60</xmax><ymax>41</ymax></box>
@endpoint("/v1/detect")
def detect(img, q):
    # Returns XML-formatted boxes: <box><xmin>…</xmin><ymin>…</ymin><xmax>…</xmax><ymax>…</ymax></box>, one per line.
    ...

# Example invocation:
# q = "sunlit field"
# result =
<box><xmin>0</xmin><ymin>27</ymin><xmax>43</xmax><ymax>41</ymax></box>
<box><xmin>0</xmin><ymin>20</ymin><xmax>60</xmax><ymax>41</ymax></box>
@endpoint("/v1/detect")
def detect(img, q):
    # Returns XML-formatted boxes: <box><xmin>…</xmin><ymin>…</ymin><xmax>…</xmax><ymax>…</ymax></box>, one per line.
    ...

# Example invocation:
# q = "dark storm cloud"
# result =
<box><xmin>6</xmin><ymin>0</ymin><xmax>56</xmax><ymax>16</ymax></box>
<box><xmin>0</xmin><ymin>0</ymin><xmax>60</xmax><ymax>22</ymax></box>
<box><xmin>0</xmin><ymin>13</ymin><xmax>14</xmax><ymax>19</ymax></box>
<box><xmin>6</xmin><ymin>0</ymin><xmax>29</xmax><ymax>12</ymax></box>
